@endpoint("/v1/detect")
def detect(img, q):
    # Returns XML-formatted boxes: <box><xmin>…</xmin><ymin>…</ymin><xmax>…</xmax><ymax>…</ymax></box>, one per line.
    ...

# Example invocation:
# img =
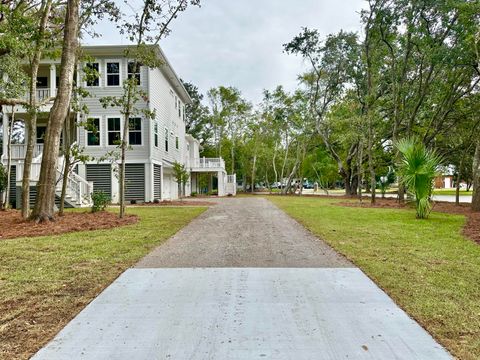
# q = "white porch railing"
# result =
<box><xmin>55</xmin><ymin>167</ymin><xmax>93</xmax><ymax>206</ymax></box>
<box><xmin>192</xmin><ymin>157</ymin><xmax>225</xmax><ymax>169</ymax></box>
<box><xmin>10</xmin><ymin>144</ymin><xmax>44</xmax><ymax>160</ymax></box>
<box><xmin>25</xmin><ymin>88</ymin><xmax>56</xmax><ymax>102</ymax></box>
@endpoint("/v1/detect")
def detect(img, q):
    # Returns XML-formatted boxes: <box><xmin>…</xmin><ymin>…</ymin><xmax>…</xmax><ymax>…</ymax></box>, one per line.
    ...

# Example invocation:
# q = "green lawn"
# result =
<box><xmin>432</xmin><ymin>189</ymin><xmax>473</xmax><ymax>196</ymax></box>
<box><xmin>0</xmin><ymin>206</ymin><xmax>206</xmax><ymax>360</ymax></box>
<box><xmin>269</xmin><ymin>196</ymin><xmax>479</xmax><ymax>360</ymax></box>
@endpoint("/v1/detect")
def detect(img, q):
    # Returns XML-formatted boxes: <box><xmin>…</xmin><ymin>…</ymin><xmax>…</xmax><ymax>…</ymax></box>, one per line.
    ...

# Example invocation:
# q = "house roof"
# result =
<box><xmin>81</xmin><ymin>44</ymin><xmax>192</xmax><ymax>104</ymax></box>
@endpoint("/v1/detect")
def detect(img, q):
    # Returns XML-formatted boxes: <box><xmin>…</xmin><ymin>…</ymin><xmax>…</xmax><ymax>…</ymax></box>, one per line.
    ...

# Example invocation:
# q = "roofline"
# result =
<box><xmin>81</xmin><ymin>44</ymin><xmax>192</xmax><ymax>104</ymax></box>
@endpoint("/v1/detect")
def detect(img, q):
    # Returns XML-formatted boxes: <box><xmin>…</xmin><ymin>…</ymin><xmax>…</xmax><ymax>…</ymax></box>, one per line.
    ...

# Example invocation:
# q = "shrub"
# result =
<box><xmin>190</xmin><ymin>191</ymin><xmax>197</xmax><ymax>197</ymax></box>
<box><xmin>0</xmin><ymin>164</ymin><xmax>7</xmax><ymax>208</ymax></box>
<box><xmin>91</xmin><ymin>191</ymin><xmax>110</xmax><ymax>213</ymax></box>
<box><xmin>396</xmin><ymin>138</ymin><xmax>442</xmax><ymax>219</ymax></box>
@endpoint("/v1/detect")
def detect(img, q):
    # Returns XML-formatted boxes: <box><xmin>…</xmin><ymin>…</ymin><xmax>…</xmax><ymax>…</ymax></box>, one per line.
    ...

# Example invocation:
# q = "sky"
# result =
<box><xmin>88</xmin><ymin>0</ymin><xmax>365</xmax><ymax>104</ymax></box>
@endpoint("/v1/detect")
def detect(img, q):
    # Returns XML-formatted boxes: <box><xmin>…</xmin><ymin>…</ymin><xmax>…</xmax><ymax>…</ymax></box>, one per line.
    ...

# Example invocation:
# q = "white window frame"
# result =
<box><xmin>154</xmin><ymin>121</ymin><xmax>159</xmax><ymax>148</ymax></box>
<box><xmin>127</xmin><ymin>61</ymin><xmax>141</xmax><ymax>85</ymax></box>
<box><xmin>175</xmin><ymin>135</ymin><xmax>179</xmax><ymax>150</ymax></box>
<box><xmin>85</xmin><ymin>116</ymin><xmax>102</xmax><ymax>147</ymax></box>
<box><xmin>164</xmin><ymin>127</ymin><xmax>169</xmax><ymax>152</ymax></box>
<box><xmin>84</xmin><ymin>60</ymin><xmax>101</xmax><ymax>88</ymax></box>
<box><xmin>128</xmin><ymin>117</ymin><xmax>143</xmax><ymax>146</ymax></box>
<box><xmin>106</xmin><ymin>116</ymin><xmax>122</xmax><ymax>146</ymax></box>
<box><xmin>105</xmin><ymin>60</ymin><xmax>122</xmax><ymax>87</ymax></box>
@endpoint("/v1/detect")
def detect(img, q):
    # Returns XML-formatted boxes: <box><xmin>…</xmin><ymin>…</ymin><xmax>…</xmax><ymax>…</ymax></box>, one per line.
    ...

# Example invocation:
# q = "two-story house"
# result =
<box><xmin>0</xmin><ymin>44</ymin><xmax>236</xmax><ymax>208</ymax></box>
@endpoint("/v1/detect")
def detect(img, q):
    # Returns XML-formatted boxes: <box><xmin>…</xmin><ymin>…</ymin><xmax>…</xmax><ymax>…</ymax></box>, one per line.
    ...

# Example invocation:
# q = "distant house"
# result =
<box><xmin>0</xmin><ymin>45</ymin><xmax>236</xmax><ymax>208</ymax></box>
<box><xmin>434</xmin><ymin>165</ymin><xmax>455</xmax><ymax>189</ymax></box>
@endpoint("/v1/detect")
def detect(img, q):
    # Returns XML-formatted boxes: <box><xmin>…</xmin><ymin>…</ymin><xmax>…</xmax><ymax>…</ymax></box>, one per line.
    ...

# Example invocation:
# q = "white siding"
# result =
<box><xmin>77</xmin><ymin>57</ymin><xmax>151</xmax><ymax>163</ymax></box>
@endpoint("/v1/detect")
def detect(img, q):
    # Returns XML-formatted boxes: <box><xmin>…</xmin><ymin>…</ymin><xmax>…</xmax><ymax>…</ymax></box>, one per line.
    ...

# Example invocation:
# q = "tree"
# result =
<box><xmin>101</xmin><ymin>0</ymin><xmax>200</xmax><ymax>218</ymax></box>
<box><xmin>31</xmin><ymin>0</ymin><xmax>81</xmax><ymax>222</ymax></box>
<box><xmin>472</xmin><ymin>140</ymin><xmax>480</xmax><ymax>212</ymax></box>
<box><xmin>0</xmin><ymin>163</ymin><xmax>7</xmax><ymax>209</ymax></box>
<box><xmin>183</xmin><ymin>80</ymin><xmax>211</xmax><ymax>144</ymax></box>
<box><xmin>284</xmin><ymin>29</ymin><xmax>362</xmax><ymax>195</ymax></box>
<box><xmin>396</xmin><ymin>138</ymin><xmax>442</xmax><ymax>219</ymax></box>
<box><xmin>172</xmin><ymin>161</ymin><xmax>189</xmax><ymax>198</ymax></box>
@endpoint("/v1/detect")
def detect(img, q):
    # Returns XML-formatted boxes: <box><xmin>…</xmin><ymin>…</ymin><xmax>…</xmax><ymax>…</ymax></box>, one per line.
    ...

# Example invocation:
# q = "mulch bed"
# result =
<box><xmin>0</xmin><ymin>210</ymin><xmax>138</xmax><ymax>240</ymax></box>
<box><xmin>337</xmin><ymin>197</ymin><xmax>480</xmax><ymax>245</ymax></box>
<box><xmin>140</xmin><ymin>200</ymin><xmax>216</xmax><ymax>207</ymax></box>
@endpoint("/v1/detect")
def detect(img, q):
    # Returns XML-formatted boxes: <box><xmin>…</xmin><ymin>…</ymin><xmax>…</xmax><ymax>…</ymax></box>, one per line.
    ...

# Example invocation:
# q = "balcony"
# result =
<box><xmin>25</xmin><ymin>88</ymin><xmax>56</xmax><ymax>102</ymax></box>
<box><xmin>9</xmin><ymin>144</ymin><xmax>44</xmax><ymax>160</ymax></box>
<box><xmin>191</xmin><ymin>157</ymin><xmax>226</xmax><ymax>172</ymax></box>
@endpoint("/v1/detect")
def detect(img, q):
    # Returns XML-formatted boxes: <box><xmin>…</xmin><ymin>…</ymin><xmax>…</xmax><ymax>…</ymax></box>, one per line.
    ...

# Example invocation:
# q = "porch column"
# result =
<box><xmin>160</xmin><ymin>164</ymin><xmax>164</xmax><ymax>200</ymax></box>
<box><xmin>1</xmin><ymin>113</ymin><xmax>8</xmax><ymax>160</ymax></box>
<box><xmin>49</xmin><ymin>64</ymin><xmax>56</xmax><ymax>97</ymax></box>
<box><xmin>218</xmin><ymin>171</ymin><xmax>225</xmax><ymax>196</ymax></box>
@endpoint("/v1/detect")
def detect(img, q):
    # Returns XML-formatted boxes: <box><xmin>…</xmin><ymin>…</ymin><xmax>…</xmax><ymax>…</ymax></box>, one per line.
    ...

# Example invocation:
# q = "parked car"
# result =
<box><xmin>303</xmin><ymin>181</ymin><xmax>314</xmax><ymax>189</ymax></box>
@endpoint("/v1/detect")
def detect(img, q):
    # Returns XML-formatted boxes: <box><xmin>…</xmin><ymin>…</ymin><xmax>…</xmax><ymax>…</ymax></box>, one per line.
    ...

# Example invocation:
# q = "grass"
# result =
<box><xmin>0</xmin><ymin>206</ymin><xmax>206</xmax><ymax>360</ymax></box>
<box><xmin>432</xmin><ymin>189</ymin><xmax>473</xmax><ymax>196</ymax></box>
<box><xmin>268</xmin><ymin>196</ymin><xmax>480</xmax><ymax>360</ymax></box>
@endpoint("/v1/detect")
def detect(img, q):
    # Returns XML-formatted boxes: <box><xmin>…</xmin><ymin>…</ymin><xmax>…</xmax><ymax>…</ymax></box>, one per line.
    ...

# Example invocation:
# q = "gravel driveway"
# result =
<box><xmin>33</xmin><ymin>196</ymin><xmax>451</xmax><ymax>360</ymax></box>
<box><xmin>136</xmin><ymin>197</ymin><xmax>351</xmax><ymax>268</ymax></box>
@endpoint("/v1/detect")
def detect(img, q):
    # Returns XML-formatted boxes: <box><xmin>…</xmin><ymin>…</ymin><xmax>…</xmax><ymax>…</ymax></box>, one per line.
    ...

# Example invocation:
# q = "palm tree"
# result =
<box><xmin>396</xmin><ymin>138</ymin><xmax>442</xmax><ymax>219</ymax></box>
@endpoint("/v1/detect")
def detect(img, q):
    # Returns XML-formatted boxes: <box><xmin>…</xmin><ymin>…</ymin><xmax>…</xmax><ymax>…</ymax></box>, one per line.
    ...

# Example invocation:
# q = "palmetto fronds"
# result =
<box><xmin>396</xmin><ymin>138</ymin><xmax>442</xmax><ymax>219</ymax></box>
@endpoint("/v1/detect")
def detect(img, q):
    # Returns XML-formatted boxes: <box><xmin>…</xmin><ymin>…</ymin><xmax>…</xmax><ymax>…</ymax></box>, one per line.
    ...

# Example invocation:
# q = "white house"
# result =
<box><xmin>0</xmin><ymin>44</ymin><xmax>236</xmax><ymax>208</ymax></box>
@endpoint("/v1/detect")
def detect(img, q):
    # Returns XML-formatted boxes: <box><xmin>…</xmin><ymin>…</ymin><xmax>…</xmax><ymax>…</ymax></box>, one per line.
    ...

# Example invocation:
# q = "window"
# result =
<box><xmin>36</xmin><ymin>126</ymin><xmax>47</xmax><ymax>144</ymax></box>
<box><xmin>107</xmin><ymin>117</ymin><xmax>121</xmax><ymax>145</ymax></box>
<box><xmin>128</xmin><ymin>117</ymin><xmax>142</xmax><ymax>145</ymax></box>
<box><xmin>175</xmin><ymin>136</ymin><xmax>179</xmax><ymax>150</ymax></box>
<box><xmin>154</xmin><ymin>122</ymin><xmax>159</xmax><ymax>147</ymax></box>
<box><xmin>86</xmin><ymin>117</ymin><xmax>100</xmax><ymax>146</ymax></box>
<box><xmin>178</xmin><ymin>100</ymin><xmax>181</xmax><ymax>117</ymax></box>
<box><xmin>106</xmin><ymin>62</ymin><xmax>120</xmax><ymax>86</ymax></box>
<box><xmin>36</xmin><ymin>77</ymin><xmax>48</xmax><ymax>88</ymax></box>
<box><xmin>164</xmin><ymin>128</ymin><xmax>169</xmax><ymax>152</ymax></box>
<box><xmin>85</xmin><ymin>62</ymin><xmax>99</xmax><ymax>87</ymax></box>
<box><xmin>127</xmin><ymin>62</ymin><xmax>141</xmax><ymax>85</ymax></box>
<box><xmin>175</xmin><ymin>96</ymin><xmax>177</xmax><ymax>109</ymax></box>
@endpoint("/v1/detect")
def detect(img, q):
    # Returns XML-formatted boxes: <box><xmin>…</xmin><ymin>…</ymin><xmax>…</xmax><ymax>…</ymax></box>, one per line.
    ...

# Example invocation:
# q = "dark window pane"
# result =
<box><xmin>129</xmin><ymin>131</ymin><xmax>141</xmax><ymax>145</ymax></box>
<box><xmin>37</xmin><ymin>77</ymin><xmax>48</xmax><ymax>88</ymax></box>
<box><xmin>108</xmin><ymin>118</ymin><xmax>120</xmax><ymax>131</ymax></box>
<box><xmin>88</xmin><ymin>133</ymin><xmax>100</xmax><ymax>146</ymax></box>
<box><xmin>107</xmin><ymin>62</ymin><xmax>119</xmax><ymax>74</ymax></box>
<box><xmin>36</xmin><ymin>126</ymin><xmax>47</xmax><ymax>144</ymax></box>
<box><xmin>108</xmin><ymin>132</ymin><xmax>120</xmax><ymax>145</ymax></box>
<box><xmin>86</xmin><ymin>63</ymin><xmax>99</xmax><ymax>87</ymax></box>
<box><xmin>128</xmin><ymin>118</ymin><xmax>141</xmax><ymax>131</ymax></box>
<box><xmin>107</xmin><ymin>74</ymin><xmax>119</xmax><ymax>86</ymax></box>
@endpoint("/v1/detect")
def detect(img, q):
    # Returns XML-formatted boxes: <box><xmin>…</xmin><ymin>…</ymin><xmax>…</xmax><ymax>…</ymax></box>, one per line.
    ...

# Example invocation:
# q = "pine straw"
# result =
<box><xmin>0</xmin><ymin>210</ymin><xmax>138</xmax><ymax>240</ymax></box>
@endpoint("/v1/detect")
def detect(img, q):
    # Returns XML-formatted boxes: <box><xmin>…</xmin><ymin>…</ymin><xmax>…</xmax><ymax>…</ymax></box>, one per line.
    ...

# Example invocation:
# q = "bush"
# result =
<box><xmin>91</xmin><ymin>191</ymin><xmax>110</xmax><ymax>213</ymax></box>
<box><xmin>396</xmin><ymin>138</ymin><xmax>442</xmax><ymax>219</ymax></box>
<box><xmin>190</xmin><ymin>191</ymin><xmax>197</xmax><ymax>197</ymax></box>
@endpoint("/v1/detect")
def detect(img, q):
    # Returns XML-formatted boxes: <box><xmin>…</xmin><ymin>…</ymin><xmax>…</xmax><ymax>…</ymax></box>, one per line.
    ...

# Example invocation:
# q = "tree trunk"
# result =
<box><xmin>272</xmin><ymin>141</ymin><xmax>278</xmax><ymax>187</ymax></box>
<box><xmin>119</xmin><ymin>131</ymin><xmax>127</xmax><ymax>217</ymax></box>
<box><xmin>472</xmin><ymin>141</ymin><xmax>480</xmax><ymax>211</ymax></box>
<box><xmin>30</xmin><ymin>0</ymin><xmax>79</xmax><ymax>222</ymax></box>
<box><xmin>22</xmin><ymin>0</ymin><xmax>52</xmax><ymax>219</ymax></box>
<box><xmin>59</xmin><ymin>112</ymin><xmax>71</xmax><ymax>216</ymax></box>
<box><xmin>357</xmin><ymin>138</ymin><xmax>364</xmax><ymax>202</ymax></box>
<box><xmin>251</xmin><ymin>153</ymin><xmax>257</xmax><ymax>193</ymax></box>
<box><xmin>4</xmin><ymin>108</ymin><xmax>14</xmax><ymax>210</ymax></box>
<box><xmin>455</xmin><ymin>155</ymin><xmax>465</xmax><ymax>206</ymax></box>
<box><xmin>230</xmin><ymin>143</ymin><xmax>235</xmax><ymax>174</ymax></box>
